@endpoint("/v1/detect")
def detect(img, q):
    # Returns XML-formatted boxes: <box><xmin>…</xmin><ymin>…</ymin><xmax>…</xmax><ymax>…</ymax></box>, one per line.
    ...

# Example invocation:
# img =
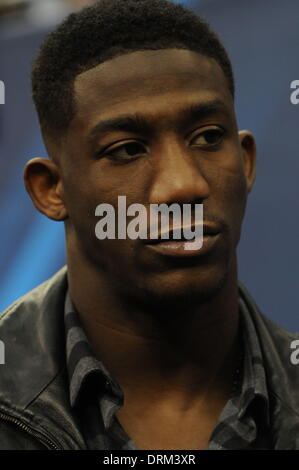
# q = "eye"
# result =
<box><xmin>102</xmin><ymin>141</ymin><xmax>148</xmax><ymax>162</ymax></box>
<box><xmin>190</xmin><ymin>127</ymin><xmax>225</xmax><ymax>149</ymax></box>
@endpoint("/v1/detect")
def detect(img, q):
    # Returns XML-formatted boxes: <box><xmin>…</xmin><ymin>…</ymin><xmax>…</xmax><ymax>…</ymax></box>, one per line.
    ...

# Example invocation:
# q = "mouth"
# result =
<box><xmin>145</xmin><ymin>223</ymin><xmax>220</xmax><ymax>243</ymax></box>
<box><xmin>144</xmin><ymin>224</ymin><xmax>221</xmax><ymax>258</ymax></box>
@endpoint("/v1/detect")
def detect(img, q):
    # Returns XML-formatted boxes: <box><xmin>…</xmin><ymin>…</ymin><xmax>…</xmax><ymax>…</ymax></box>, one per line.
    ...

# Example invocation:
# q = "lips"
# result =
<box><xmin>144</xmin><ymin>223</ymin><xmax>220</xmax><ymax>244</ymax></box>
<box><xmin>144</xmin><ymin>223</ymin><xmax>221</xmax><ymax>258</ymax></box>
<box><xmin>146</xmin><ymin>233</ymin><xmax>220</xmax><ymax>258</ymax></box>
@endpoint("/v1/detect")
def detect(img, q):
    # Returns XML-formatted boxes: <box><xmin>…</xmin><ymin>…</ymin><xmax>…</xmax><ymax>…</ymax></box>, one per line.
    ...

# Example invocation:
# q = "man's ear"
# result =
<box><xmin>238</xmin><ymin>130</ymin><xmax>257</xmax><ymax>194</ymax></box>
<box><xmin>23</xmin><ymin>158</ymin><xmax>68</xmax><ymax>221</ymax></box>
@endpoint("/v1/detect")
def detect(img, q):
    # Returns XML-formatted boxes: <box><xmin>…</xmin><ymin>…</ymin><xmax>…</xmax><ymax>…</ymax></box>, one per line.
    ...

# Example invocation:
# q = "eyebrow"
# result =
<box><xmin>87</xmin><ymin>99</ymin><xmax>230</xmax><ymax>142</ymax></box>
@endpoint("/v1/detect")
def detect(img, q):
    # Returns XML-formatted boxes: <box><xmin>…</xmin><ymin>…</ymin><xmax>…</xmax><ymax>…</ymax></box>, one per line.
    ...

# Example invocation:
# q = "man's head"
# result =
<box><xmin>31</xmin><ymin>0</ymin><xmax>235</xmax><ymax>142</ymax></box>
<box><xmin>24</xmin><ymin>0</ymin><xmax>256</xmax><ymax>308</ymax></box>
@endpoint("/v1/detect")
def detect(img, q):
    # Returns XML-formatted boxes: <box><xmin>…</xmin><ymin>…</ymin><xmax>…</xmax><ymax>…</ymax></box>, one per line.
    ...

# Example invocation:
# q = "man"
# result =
<box><xmin>0</xmin><ymin>0</ymin><xmax>298</xmax><ymax>450</ymax></box>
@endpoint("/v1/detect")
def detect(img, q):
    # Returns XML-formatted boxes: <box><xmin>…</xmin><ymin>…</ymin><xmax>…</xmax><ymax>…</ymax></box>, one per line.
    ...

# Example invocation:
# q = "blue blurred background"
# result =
<box><xmin>0</xmin><ymin>0</ymin><xmax>298</xmax><ymax>330</ymax></box>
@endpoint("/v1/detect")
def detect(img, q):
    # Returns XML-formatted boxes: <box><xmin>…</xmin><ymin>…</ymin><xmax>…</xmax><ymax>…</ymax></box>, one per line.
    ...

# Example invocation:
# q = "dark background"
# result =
<box><xmin>0</xmin><ymin>0</ymin><xmax>298</xmax><ymax>331</ymax></box>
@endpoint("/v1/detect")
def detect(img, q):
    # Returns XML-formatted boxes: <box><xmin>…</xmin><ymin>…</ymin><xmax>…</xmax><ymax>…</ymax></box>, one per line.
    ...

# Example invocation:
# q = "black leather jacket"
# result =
<box><xmin>1</xmin><ymin>266</ymin><xmax>299</xmax><ymax>450</ymax></box>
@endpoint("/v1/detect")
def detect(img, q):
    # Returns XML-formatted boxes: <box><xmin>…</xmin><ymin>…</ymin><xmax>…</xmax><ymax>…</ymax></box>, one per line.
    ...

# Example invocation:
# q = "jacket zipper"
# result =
<box><xmin>0</xmin><ymin>410</ymin><xmax>63</xmax><ymax>450</ymax></box>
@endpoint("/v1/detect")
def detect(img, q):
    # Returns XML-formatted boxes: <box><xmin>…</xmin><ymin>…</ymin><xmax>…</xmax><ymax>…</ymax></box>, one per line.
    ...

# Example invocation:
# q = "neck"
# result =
<box><xmin>67</xmin><ymin>248</ymin><xmax>240</xmax><ymax>407</ymax></box>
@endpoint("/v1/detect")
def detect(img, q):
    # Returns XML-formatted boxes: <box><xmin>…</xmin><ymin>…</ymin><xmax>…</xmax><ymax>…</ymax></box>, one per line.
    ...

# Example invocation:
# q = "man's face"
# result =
<box><xmin>57</xmin><ymin>49</ymin><xmax>256</xmax><ymax>305</ymax></box>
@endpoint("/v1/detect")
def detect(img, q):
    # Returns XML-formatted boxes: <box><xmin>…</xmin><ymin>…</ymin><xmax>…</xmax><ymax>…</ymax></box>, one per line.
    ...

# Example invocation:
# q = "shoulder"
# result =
<box><xmin>0</xmin><ymin>266</ymin><xmax>69</xmax><ymax>409</ymax></box>
<box><xmin>239</xmin><ymin>281</ymin><xmax>299</xmax><ymax>423</ymax></box>
<box><xmin>0</xmin><ymin>266</ymin><xmax>68</xmax><ymax>326</ymax></box>
<box><xmin>238</xmin><ymin>280</ymin><xmax>299</xmax><ymax>340</ymax></box>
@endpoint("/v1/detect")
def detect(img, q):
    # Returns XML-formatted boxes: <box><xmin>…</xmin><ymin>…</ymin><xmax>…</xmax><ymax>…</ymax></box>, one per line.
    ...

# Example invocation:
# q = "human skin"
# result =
<box><xmin>24</xmin><ymin>49</ymin><xmax>256</xmax><ymax>449</ymax></box>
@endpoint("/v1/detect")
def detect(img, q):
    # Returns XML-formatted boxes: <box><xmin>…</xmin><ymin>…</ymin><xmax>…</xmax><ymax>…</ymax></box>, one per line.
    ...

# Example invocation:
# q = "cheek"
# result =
<box><xmin>62</xmin><ymin>168</ymin><xmax>144</xmax><ymax>255</ymax></box>
<box><xmin>215</xmin><ymin>167</ymin><xmax>247</xmax><ymax>203</ymax></box>
<box><xmin>220</xmin><ymin>173</ymin><xmax>248</xmax><ymax>246</ymax></box>
<box><xmin>62</xmin><ymin>173</ymin><xmax>101</xmax><ymax>245</ymax></box>
<box><xmin>91</xmin><ymin>158</ymin><xmax>151</xmax><ymax>201</ymax></box>
<box><xmin>204</xmin><ymin>151</ymin><xmax>247</xmax><ymax>203</ymax></box>
<box><xmin>206</xmin><ymin>160</ymin><xmax>248</xmax><ymax>239</ymax></box>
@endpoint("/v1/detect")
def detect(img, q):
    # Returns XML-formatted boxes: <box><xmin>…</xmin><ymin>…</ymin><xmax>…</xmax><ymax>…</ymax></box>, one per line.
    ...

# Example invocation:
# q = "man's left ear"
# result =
<box><xmin>238</xmin><ymin>130</ymin><xmax>257</xmax><ymax>194</ymax></box>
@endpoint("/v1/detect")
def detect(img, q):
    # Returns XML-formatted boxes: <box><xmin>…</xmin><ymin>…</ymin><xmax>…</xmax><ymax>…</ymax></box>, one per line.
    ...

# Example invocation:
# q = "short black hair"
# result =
<box><xmin>31</xmin><ymin>0</ymin><xmax>235</xmax><ymax>141</ymax></box>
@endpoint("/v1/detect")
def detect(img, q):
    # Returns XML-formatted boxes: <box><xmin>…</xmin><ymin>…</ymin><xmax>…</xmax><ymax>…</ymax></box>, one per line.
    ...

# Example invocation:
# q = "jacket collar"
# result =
<box><xmin>0</xmin><ymin>267</ymin><xmax>86</xmax><ymax>449</ymax></box>
<box><xmin>0</xmin><ymin>266</ymin><xmax>68</xmax><ymax>408</ymax></box>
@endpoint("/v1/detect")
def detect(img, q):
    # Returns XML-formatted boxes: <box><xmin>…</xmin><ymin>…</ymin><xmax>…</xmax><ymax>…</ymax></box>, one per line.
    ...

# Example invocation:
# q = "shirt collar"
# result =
<box><xmin>237</xmin><ymin>293</ymin><xmax>270</xmax><ymax>428</ymax></box>
<box><xmin>64</xmin><ymin>290</ymin><xmax>123</xmax><ymax>408</ymax></box>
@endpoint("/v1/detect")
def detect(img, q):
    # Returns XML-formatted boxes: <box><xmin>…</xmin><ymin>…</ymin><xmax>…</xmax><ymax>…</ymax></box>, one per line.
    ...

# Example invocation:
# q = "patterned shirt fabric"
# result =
<box><xmin>64</xmin><ymin>290</ymin><xmax>271</xmax><ymax>450</ymax></box>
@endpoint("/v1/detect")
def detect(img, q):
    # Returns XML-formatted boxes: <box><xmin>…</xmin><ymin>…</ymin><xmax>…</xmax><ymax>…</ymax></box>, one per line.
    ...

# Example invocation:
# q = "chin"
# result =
<box><xmin>130</xmin><ymin>263</ymin><xmax>230</xmax><ymax>313</ymax></box>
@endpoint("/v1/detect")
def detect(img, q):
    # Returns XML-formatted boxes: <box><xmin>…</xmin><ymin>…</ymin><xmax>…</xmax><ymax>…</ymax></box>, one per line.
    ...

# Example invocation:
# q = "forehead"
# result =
<box><xmin>72</xmin><ymin>49</ymin><xmax>234</xmax><ymax>131</ymax></box>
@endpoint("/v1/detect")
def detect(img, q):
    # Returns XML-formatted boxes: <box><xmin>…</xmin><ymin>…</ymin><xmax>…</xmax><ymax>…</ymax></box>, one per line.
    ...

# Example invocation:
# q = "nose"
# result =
<box><xmin>148</xmin><ymin>138</ymin><xmax>210</xmax><ymax>206</ymax></box>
